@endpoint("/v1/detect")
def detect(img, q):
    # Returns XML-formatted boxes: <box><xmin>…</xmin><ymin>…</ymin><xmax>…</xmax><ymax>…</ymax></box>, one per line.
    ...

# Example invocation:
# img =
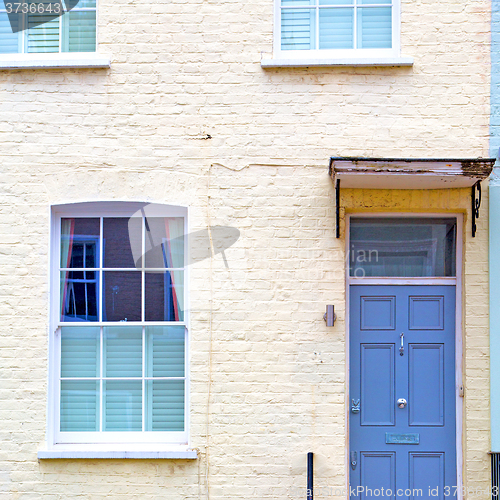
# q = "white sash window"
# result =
<box><xmin>49</xmin><ymin>203</ymin><xmax>189</xmax><ymax>449</ymax></box>
<box><xmin>273</xmin><ymin>0</ymin><xmax>402</xmax><ymax>61</ymax></box>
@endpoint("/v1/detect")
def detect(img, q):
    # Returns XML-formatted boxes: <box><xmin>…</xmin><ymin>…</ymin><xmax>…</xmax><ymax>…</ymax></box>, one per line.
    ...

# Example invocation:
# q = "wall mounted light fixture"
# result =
<box><xmin>323</xmin><ymin>305</ymin><xmax>336</xmax><ymax>327</ymax></box>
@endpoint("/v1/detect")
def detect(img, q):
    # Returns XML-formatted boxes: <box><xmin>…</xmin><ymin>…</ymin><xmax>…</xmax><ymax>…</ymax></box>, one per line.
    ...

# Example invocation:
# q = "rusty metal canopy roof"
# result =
<box><xmin>329</xmin><ymin>157</ymin><xmax>495</xmax><ymax>189</ymax></box>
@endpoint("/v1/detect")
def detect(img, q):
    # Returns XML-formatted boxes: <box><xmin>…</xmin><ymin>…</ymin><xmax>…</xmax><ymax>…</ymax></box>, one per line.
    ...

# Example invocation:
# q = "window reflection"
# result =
<box><xmin>103</xmin><ymin>217</ymin><xmax>141</xmax><ymax>268</ymax></box>
<box><xmin>60</xmin><ymin>218</ymin><xmax>100</xmax><ymax>268</ymax></box>
<box><xmin>103</xmin><ymin>272</ymin><xmax>141</xmax><ymax>322</ymax></box>
<box><xmin>60</xmin><ymin>216</ymin><xmax>185</xmax><ymax>323</ymax></box>
<box><xmin>145</xmin><ymin>271</ymin><xmax>184</xmax><ymax>321</ymax></box>
<box><xmin>349</xmin><ymin>218</ymin><xmax>456</xmax><ymax>277</ymax></box>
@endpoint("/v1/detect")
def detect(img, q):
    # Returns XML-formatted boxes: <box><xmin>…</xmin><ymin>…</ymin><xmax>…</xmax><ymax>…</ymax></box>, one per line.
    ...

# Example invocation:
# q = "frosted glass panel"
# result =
<box><xmin>358</xmin><ymin>6</ymin><xmax>391</xmax><ymax>48</ymax></box>
<box><xmin>281</xmin><ymin>8</ymin><xmax>315</xmax><ymax>50</ymax></box>
<box><xmin>146</xmin><ymin>326</ymin><xmax>185</xmax><ymax>378</ymax></box>
<box><xmin>60</xmin><ymin>381</ymin><xmax>99</xmax><ymax>431</ymax></box>
<box><xmin>61</xmin><ymin>327</ymin><xmax>99</xmax><ymax>378</ymax></box>
<box><xmin>319</xmin><ymin>8</ymin><xmax>353</xmax><ymax>49</ymax></box>
<box><xmin>104</xmin><ymin>381</ymin><xmax>142</xmax><ymax>431</ymax></box>
<box><xmin>145</xmin><ymin>380</ymin><xmax>185</xmax><ymax>431</ymax></box>
<box><xmin>104</xmin><ymin>327</ymin><xmax>142</xmax><ymax>378</ymax></box>
<box><xmin>349</xmin><ymin>218</ymin><xmax>456</xmax><ymax>277</ymax></box>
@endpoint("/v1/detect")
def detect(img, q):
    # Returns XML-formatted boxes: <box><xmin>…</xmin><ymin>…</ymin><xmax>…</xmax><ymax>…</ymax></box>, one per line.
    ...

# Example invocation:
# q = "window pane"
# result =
<box><xmin>143</xmin><ymin>217</ymin><xmax>184</xmax><ymax>269</ymax></box>
<box><xmin>319</xmin><ymin>0</ymin><xmax>353</xmax><ymax>5</ymax></box>
<box><xmin>65</xmin><ymin>11</ymin><xmax>96</xmax><ymax>53</ymax></box>
<box><xmin>103</xmin><ymin>271</ymin><xmax>141</xmax><ymax>322</ymax></box>
<box><xmin>282</xmin><ymin>0</ymin><xmax>314</xmax><ymax>5</ymax></box>
<box><xmin>60</xmin><ymin>271</ymin><xmax>99</xmax><ymax>322</ymax></box>
<box><xmin>61</xmin><ymin>218</ymin><xmax>100</xmax><ymax>268</ymax></box>
<box><xmin>60</xmin><ymin>380</ymin><xmax>99</xmax><ymax>431</ymax></box>
<box><xmin>27</xmin><ymin>13</ymin><xmax>60</xmax><ymax>53</ymax></box>
<box><xmin>360</xmin><ymin>0</ymin><xmax>391</xmax><ymax>4</ymax></box>
<box><xmin>319</xmin><ymin>8</ymin><xmax>353</xmax><ymax>49</ymax></box>
<box><xmin>104</xmin><ymin>326</ymin><xmax>142</xmax><ymax>378</ymax></box>
<box><xmin>104</xmin><ymin>381</ymin><xmax>142</xmax><ymax>431</ymax></box>
<box><xmin>349</xmin><ymin>218</ymin><xmax>457</xmax><ymax>277</ymax></box>
<box><xmin>145</xmin><ymin>271</ymin><xmax>184</xmax><ymax>322</ymax></box>
<box><xmin>145</xmin><ymin>380</ymin><xmax>184</xmax><ymax>431</ymax></box>
<box><xmin>146</xmin><ymin>326</ymin><xmax>185</xmax><ymax>378</ymax></box>
<box><xmin>0</xmin><ymin>11</ymin><xmax>20</xmax><ymax>53</ymax></box>
<box><xmin>64</xmin><ymin>0</ymin><xmax>96</xmax><ymax>9</ymax></box>
<box><xmin>281</xmin><ymin>8</ymin><xmax>315</xmax><ymax>50</ymax></box>
<box><xmin>78</xmin><ymin>0</ymin><xmax>96</xmax><ymax>7</ymax></box>
<box><xmin>61</xmin><ymin>327</ymin><xmax>99</xmax><ymax>378</ymax></box>
<box><xmin>358</xmin><ymin>6</ymin><xmax>391</xmax><ymax>48</ymax></box>
<box><xmin>103</xmin><ymin>217</ymin><xmax>141</xmax><ymax>268</ymax></box>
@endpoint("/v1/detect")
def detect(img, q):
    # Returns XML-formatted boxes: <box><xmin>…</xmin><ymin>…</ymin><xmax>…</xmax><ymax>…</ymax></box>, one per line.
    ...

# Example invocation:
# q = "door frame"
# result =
<box><xmin>344</xmin><ymin>212</ymin><xmax>464</xmax><ymax>499</ymax></box>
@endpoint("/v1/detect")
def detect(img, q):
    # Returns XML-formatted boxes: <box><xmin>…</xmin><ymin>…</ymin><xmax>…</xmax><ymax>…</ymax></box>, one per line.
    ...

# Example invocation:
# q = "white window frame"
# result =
<box><xmin>263</xmin><ymin>0</ymin><xmax>412</xmax><ymax>67</ymax></box>
<box><xmin>46</xmin><ymin>202</ymin><xmax>190</xmax><ymax>453</ymax></box>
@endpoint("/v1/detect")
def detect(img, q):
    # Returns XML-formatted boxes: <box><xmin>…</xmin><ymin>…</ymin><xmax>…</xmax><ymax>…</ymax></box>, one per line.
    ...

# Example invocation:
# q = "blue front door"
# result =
<box><xmin>349</xmin><ymin>285</ymin><xmax>457</xmax><ymax>499</ymax></box>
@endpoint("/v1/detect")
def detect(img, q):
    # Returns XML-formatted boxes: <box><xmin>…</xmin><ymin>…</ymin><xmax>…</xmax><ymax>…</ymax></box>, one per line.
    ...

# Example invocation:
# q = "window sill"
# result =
<box><xmin>38</xmin><ymin>449</ymin><xmax>198</xmax><ymax>460</ymax></box>
<box><xmin>260</xmin><ymin>54</ymin><xmax>414</xmax><ymax>68</ymax></box>
<box><xmin>0</xmin><ymin>53</ymin><xmax>111</xmax><ymax>70</ymax></box>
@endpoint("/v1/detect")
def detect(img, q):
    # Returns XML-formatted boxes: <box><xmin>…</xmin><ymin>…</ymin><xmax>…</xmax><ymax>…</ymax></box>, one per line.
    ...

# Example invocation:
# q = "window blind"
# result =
<box><xmin>62</xmin><ymin>11</ymin><xmax>96</xmax><ymax>52</ymax></box>
<box><xmin>281</xmin><ymin>9</ymin><xmax>314</xmax><ymax>50</ymax></box>
<box><xmin>0</xmin><ymin>9</ymin><xmax>20</xmax><ymax>52</ymax></box>
<box><xmin>60</xmin><ymin>326</ymin><xmax>186</xmax><ymax>433</ymax></box>
<box><xmin>27</xmin><ymin>14</ymin><xmax>59</xmax><ymax>52</ymax></box>
<box><xmin>60</xmin><ymin>327</ymin><xmax>100</xmax><ymax>432</ymax></box>
<box><xmin>358</xmin><ymin>7</ymin><xmax>391</xmax><ymax>48</ymax></box>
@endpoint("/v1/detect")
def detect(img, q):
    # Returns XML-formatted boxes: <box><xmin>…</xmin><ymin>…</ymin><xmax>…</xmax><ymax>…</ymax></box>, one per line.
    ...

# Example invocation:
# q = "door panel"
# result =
<box><xmin>361</xmin><ymin>296</ymin><xmax>396</xmax><ymax>330</ymax></box>
<box><xmin>409</xmin><ymin>452</ymin><xmax>445</xmax><ymax>500</ymax></box>
<box><xmin>360</xmin><ymin>452</ymin><xmax>396</xmax><ymax>500</ymax></box>
<box><xmin>360</xmin><ymin>344</ymin><xmax>395</xmax><ymax>426</ymax></box>
<box><xmin>350</xmin><ymin>285</ymin><xmax>456</xmax><ymax>497</ymax></box>
<box><xmin>409</xmin><ymin>296</ymin><xmax>444</xmax><ymax>330</ymax></box>
<box><xmin>409</xmin><ymin>344</ymin><xmax>444</xmax><ymax>426</ymax></box>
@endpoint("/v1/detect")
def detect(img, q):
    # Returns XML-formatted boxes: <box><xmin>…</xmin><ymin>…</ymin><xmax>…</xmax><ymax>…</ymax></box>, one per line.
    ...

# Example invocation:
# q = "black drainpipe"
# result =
<box><xmin>492</xmin><ymin>453</ymin><xmax>500</xmax><ymax>500</ymax></box>
<box><xmin>307</xmin><ymin>452</ymin><xmax>314</xmax><ymax>500</ymax></box>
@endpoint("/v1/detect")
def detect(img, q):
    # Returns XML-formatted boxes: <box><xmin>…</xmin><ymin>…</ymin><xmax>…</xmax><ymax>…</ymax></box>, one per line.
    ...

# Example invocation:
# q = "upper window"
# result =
<box><xmin>0</xmin><ymin>0</ymin><xmax>96</xmax><ymax>53</ymax></box>
<box><xmin>51</xmin><ymin>203</ymin><xmax>187</xmax><ymax>447</ymax></box>
<box><xmin>276</xmin><ymin>0</ymin><xmax>400</xmax><ymax>58</ymax></box>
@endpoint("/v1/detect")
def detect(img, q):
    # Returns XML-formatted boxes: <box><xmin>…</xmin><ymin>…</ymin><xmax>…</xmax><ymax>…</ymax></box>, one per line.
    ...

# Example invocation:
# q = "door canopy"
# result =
<box><xmin>329</xmin><ymin>157</ymin><xmax>496</xmax><ymax>238</ymax></box>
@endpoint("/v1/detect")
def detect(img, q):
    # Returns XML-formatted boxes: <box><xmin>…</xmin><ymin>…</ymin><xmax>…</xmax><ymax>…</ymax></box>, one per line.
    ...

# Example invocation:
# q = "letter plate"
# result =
<box><xmin>385</xmin><ymin>433</ymin><xmax>420</xmax><ymax>444</ymax></box>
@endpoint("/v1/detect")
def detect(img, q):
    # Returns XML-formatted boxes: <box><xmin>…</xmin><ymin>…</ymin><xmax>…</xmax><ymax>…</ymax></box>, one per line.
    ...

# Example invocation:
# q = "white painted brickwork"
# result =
<box><xmin>0</xmin><ymin>0</ymin><xmax>492</xmax><ymax>497</ymax></box>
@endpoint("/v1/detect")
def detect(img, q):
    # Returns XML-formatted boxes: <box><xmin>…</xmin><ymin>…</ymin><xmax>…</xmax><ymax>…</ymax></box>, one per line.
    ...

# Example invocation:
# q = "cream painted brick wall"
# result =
<box><xmin>0</xmin><ymin>0</ymin><xmax>492</xmax><ymax>496</ymax></box>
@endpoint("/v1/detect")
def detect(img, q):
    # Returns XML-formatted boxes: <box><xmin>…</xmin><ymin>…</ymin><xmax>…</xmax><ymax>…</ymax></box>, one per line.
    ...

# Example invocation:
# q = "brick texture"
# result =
<box><xmin>0</xmin><ymin>0</ymin><xmax>491</xmax><ymax>496</ymax></box>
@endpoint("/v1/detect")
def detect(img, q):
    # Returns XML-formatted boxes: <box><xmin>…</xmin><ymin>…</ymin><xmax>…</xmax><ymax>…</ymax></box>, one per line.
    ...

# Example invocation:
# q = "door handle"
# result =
<box><xmin>350</xmin><ymin>451</ymin><xmax>357</xmax><ymax>470</ymax></box>
<box><xmin>400</xmin><ymin>332</ymin><xmax>404</xmax><ymax>356</ymax></box>
<box><xmin>397</xmin><ymin>398</ymin><xmax>407</xmax><ymax>409</ymax></box>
